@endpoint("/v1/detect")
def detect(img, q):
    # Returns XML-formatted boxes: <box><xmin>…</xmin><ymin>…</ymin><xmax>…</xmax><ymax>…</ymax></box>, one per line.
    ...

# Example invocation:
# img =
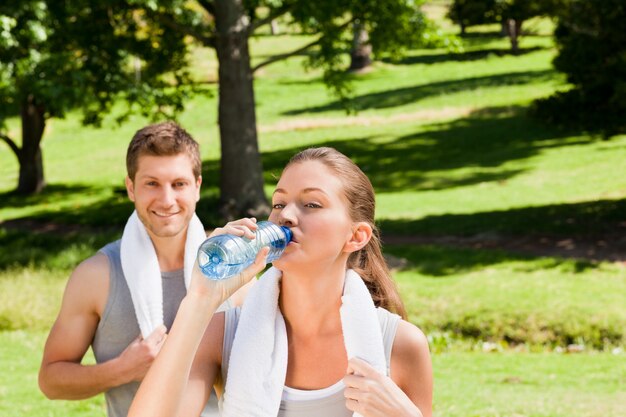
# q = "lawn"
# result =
<box><xmin>2</xmin><ymin>332</ymin><xmax>624</xmax><ymax>417</ymax></box>
<box><xmin>1</xmin><ymin>2</ymin><xmax>625</xmax><ymax>416</ymax></box>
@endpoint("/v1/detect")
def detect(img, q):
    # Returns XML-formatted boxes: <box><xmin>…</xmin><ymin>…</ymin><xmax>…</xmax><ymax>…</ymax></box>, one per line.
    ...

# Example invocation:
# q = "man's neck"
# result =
<box><xmin>149</xmin><ymin>229</ymin><xmax>187</xmax><ymax>273</ymax></box>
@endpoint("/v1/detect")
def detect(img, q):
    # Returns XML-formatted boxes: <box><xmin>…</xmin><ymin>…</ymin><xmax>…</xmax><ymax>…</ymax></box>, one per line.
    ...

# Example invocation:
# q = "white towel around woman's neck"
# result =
<box><xmin>221</xmin><ymin>267</ymin><xmax>386</xmax><ymax>417</ymax></box>
<box><xmin>120</xmin><ymin>210</ymin><xmax>207</xmax><ymax>338</ymax></box>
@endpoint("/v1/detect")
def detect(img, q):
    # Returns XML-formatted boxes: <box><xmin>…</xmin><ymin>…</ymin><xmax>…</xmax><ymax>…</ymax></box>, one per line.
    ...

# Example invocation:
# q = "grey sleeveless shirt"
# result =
<box><xmin>220</xmin><ymin>306</ymin><xmax>401</xmax><ymax>417</ymax></box>
<box><xmin>94</xmin><ymin>240</ymin><xmax>225</xmax><ymax>417</ymax></box>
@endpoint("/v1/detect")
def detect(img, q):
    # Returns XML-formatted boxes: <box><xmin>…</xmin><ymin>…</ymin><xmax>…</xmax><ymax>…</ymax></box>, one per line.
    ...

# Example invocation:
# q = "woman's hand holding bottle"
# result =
<box><xmin>188</xmin><ymin>217</ymin><xmax>269</xmax><ymax>307</ymax></box>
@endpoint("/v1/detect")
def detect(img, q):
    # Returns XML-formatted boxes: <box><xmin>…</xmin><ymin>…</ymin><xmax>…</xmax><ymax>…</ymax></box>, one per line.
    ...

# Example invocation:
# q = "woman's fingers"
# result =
<box><xmin>347</xmin><ymin>357</ymin><xmax>381</xmax><ymax>379</ymax></box>
<box><xmin>209</xmin><ymin>217</ymin><xmax>258</xmax><ymax>239</ymax></box>
<box><xmin>239</xmin><ymin>246</ymin><xmax>269</xmax><ymax>285</ymax></box>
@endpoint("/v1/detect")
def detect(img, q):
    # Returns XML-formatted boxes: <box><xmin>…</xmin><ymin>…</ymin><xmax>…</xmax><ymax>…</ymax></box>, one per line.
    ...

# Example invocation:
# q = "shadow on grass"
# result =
<box><xmin>0</xmin><ymin>185</ymin><xmax>135</xmax><ymax>227</ymax></box>
<box><xmin>385</xmin><ymin>46</ymin><xmax>546</xmax><ymax>66</ymax></box>
<box><xmin>0</xmin><ymin>106</ymin><xmax>608</xmax><ymax>270</ymax></box>
<box><xmin>0</xmin><ymin>184</ymin><xmax>94</xmax><ymax>209</ymax></box>
<box><xmin>263</xmin><ymin>107</ymin><xmax>589</xmax><ymax>193</ymax></box>
<box><xmin>379</xmin><ymin>199</ymin><xmax>626</xmax><ymax>238</ymax></box>
<box><xmin>284</xmin><ymin>69</ymin><xmax>558</xmax><ymax>115</ymax></box>
<box><xmin>383</xmin><ymin>244</ymin><xmax>596</xmax><ymax>278</ymax></box>
<box><xmin>0</xmin><ymin>227</ymin><xmax>120</xmax><ymax>271</ymax></box>
<box><xmin>2</xmin><ymin>109</ymin><xmax>596</xmax><ymax>225</ymax></box>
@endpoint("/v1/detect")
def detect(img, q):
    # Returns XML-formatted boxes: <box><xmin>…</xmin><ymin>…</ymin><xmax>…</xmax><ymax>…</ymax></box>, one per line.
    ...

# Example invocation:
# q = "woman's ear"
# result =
<box><xmin>343</xmin><ymin>222</ymin><xmax>373</xmax><ymax>253</ymax></box>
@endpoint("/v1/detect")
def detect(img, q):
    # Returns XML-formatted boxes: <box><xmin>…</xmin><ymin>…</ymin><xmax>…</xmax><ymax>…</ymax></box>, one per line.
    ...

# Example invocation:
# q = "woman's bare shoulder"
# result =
<box><xmin>393</xmin><ymin>320</ymin><xmax>430</xmax><ymax>363</ymax></box>
<box><xmin>390</xmin><ymin>320</ymin><xmax>432</xmax><ymax>388</ymax></box>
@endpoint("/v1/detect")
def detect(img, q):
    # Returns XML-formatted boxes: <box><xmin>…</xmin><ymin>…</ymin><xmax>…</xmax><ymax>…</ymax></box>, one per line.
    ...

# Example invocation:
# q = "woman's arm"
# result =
<box><xmin>343</xmin><ymin>321</ymin><xmax>433</xmax><ymax>417</ymax></box>
<box><xmin>128</xmin><ymin>246</ymin><xmax>269</xmax><ymax>417</ymax></box>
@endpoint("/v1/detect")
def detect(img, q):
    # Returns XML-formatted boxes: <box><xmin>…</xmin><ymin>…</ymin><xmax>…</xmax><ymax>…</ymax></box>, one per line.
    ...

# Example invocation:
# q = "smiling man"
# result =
<box><xmin>38</xmin><ymin>122</ymin><xmax>249</xmax><ymax>417</ymax></box>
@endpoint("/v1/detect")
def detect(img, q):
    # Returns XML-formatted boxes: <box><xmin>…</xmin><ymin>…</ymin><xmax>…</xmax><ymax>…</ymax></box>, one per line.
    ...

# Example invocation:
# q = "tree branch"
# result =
<box><xmin>148</xmin><ymin>10</ymin><xmax>216</xmax><ymax>48</ymax></box>
<box><xmin>249</xmin><ymin>2</ymin><xmax>295</xmax><ymax>34</ymax></box>
<box><xmin>197</xmin><ymin>0</ymin><xmax>216</xmax><ymax>17</ymax></box>
<box><xmin>0</xmin><ymin>132</ymin><xmax>21</xmax><ymax>160</ymax></box>
<box><xmin>252</xmin><ymin>36</ymin><xmax>322</xmax><ymax>73</ymax></box>
<box><xmin>251</xmin><ymin>19</ymin><xmax>354</xmax><ymax>73</ymax></box>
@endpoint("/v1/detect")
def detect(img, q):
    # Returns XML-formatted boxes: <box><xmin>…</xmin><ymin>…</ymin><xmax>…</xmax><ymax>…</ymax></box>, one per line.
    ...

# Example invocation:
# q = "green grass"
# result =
<box><xmin>434</xmin><ymin>351</ymin><xmax>626</xmax><ymax>417</ymax></box>
<box><xmin>1</xmin><ymin>4</ymin><xmax>625</xmax><ymax>345</ymax></box>
<box><xmin>1</xmin><ymin>4</ymin><xmax>625</xmax><ymax>416</ymax></box>
<box><xmin>2</xmin><ymin>331</ymin><xmax>624</xmax><ymax>417</ymax></box>
<box><xmin>0</xmin><ymin>331</ymin><xmax>104</xmax><ymax>417</ymax></box>
<box><xmin>390</xmin><ymin>245</ymin><xmax>626</xmax><ymax>349</ymax></box>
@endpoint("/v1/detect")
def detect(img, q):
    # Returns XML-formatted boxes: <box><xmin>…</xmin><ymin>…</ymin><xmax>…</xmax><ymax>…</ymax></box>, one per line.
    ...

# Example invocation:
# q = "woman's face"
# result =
<box><xmin>269</xmin><ymin>160</ymin><xmax>355</xmax><ymax>272</ymax></box>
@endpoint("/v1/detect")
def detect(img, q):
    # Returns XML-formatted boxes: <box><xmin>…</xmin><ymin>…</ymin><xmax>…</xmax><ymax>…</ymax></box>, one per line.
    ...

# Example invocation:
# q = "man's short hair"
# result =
<box><xmin>126</xmin><ymin>121</ymin><xmax>202</xmax><ymax>181</ymax></box>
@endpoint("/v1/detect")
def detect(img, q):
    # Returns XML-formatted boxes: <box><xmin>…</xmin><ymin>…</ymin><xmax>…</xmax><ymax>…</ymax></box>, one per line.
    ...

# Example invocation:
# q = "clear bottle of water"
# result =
<box><xmin>197</xmin><ymin>221</ymin><xmax>292</xmax><ymax>280</ymax></box>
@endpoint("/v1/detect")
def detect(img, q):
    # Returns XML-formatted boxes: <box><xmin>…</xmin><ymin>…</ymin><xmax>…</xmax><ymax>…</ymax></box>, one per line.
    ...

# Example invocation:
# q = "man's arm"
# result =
<box><xmin>38</xmin><ymin>253</ymin><xmax>166</xmax><ymax>399</ymax></box>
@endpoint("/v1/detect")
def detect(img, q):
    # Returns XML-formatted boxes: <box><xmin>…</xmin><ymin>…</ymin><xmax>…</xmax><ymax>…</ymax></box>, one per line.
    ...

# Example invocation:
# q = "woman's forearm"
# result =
<box><xmin>128</xmin><ymin>293</ymin><xmax>221</xmax><ymax>417</ymax></box>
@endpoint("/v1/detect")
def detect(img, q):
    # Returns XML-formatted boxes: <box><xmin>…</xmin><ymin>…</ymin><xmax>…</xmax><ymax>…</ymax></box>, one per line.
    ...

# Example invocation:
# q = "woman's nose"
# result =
<box><xmin>278</xmin><ymin>204</ymin><xmax>297</xmax><ymax>227</ymax></box>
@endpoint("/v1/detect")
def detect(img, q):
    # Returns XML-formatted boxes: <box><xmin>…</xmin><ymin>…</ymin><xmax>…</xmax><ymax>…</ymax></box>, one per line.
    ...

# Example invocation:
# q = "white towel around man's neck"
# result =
<box><xmin>120</xmin><ymin>210</ymin><xmax>207</xmax><ymax>338</ymax></box>
<box><xmin>221</xmin><ymin>267</ymin><xmax>386</xmax><ymax>417</ymax></box>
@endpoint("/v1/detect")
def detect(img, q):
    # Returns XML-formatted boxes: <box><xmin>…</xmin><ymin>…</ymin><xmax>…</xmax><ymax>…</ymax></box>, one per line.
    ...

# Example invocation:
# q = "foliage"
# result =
<box><xmin>447</xmin><ymin>0</ymin><xmax>498</xmax><ymax>32</ymax></box>
<box><xmin>493</xmin><ymin>0</ymin><xmax>555</xmax><ymax>22</ymax></box>
<box><xmin>532</xmin><ymin>0</ymin><xmax>626</xmax><ymax>138</ymax></box>
<box><xmin>0</xmin><ymin>1</ymin><xmax>194</xmax><ymax>128</ymax></box>
<box><xmin>447</xmin><ymin>0</ymin><xmax>557</xmax><ymax>31</ymax></box>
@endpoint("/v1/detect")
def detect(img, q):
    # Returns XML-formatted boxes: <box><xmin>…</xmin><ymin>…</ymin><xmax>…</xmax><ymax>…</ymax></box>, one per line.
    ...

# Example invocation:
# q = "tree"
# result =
<box><xmin>348</xmin><ymin>20</ymin><xmax>372</xmax><ymax>72</ymax></box>
<box><xmin>3</xmin><ymin>0</ymin><xmax>436</xmax><ymax>218</ymax></box>
<box><xmin>494</xmin><ymin>0</ymin><xmax>547</xmax><ymax>53</ymax></box>
<box><xmin>97</xmin><ymin>0</ymin><xmax>436</xmax><ymax>220</ymax></box>
<box><xmin>447</xmin><ymin>0</ymin><xmax>558</xmax><ymax>52</ymax></box>
<box><xmin>447</xmin><ymin>0</ymin><xmax>497</xmax><ymax>35</ymax></box>
<box><xmin>0</xmin><ymin>1</ymin><xmax>193</xmax><ymax>194</ymax></box>
<box><xmin>532</xmin><ymin>0</ymin><xmax>626</xmax><ymax>138</ymax></box>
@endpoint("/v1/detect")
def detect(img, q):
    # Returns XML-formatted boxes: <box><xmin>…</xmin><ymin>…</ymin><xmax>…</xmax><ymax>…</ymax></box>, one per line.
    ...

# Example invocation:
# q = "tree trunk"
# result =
<box><xmin>17</xmin><ymin>95</ymin><xmax>46</xmax><ymax>194</ymax></box>
<box><xmin>349</xmin><ymin>21</ymin><xmax>372</xmax><ymax>72</ymax></box>
<box><xmin>214</xmin><ymin>0</ymin><xmax>269</xmax><ymax>220</ymax></box>
<box><xmin>507</xmin><ymin>19</ymin><xmax>523</xmax><ymax>54</ymax></box>
<box><xmin>270</xmin><ymin>19</ymin><xmax>280</xmax><ymax>35</ymax></box>
<box><xmin>500</xmin><ymin>20</ymin><xmax>509</xmax><ymax>37</ymax></box>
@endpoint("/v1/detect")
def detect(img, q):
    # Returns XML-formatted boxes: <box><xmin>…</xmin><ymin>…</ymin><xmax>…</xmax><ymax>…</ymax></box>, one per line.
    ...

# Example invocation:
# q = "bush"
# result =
<box><xmin>532</xmin><ymin>0</ymin><xmax>626</xmax><ymax>138</ymax></box>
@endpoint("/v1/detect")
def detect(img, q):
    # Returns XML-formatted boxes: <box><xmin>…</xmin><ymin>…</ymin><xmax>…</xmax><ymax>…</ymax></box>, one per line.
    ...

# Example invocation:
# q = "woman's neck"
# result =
<box><xmin>279</xmin><ymin>261</ymin><xmax>348</xmax><ymax>337</ymax></box>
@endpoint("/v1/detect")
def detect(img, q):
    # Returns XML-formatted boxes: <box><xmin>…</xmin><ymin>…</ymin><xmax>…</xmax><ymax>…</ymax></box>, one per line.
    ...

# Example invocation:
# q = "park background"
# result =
<box><xmin>1</xmin><ymin>0</ymin><xmax>625</xmax><ymax>416</ymax></box>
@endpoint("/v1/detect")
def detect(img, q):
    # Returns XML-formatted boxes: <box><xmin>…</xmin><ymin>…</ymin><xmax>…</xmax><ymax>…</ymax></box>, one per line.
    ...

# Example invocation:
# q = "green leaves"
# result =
<box><xmin>532</xmin><ymin>0</ymin><xmax>626</xmax><ymax>137</ymax></box>
<box><xmin>0</xmin><ymin>0</ymin><xmax>197</xmax><ymax>128</ymax></box>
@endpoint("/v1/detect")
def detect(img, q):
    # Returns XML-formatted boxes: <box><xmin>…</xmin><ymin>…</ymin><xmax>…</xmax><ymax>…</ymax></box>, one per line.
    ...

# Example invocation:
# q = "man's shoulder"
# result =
<box><xmin>60</xmin><ymin>246</ymin><xmax>114</xmax><ymax>315</ymax></box>
<box><xmin>98</xmin><ymin>239</ymin><xmax>122</xmax><ymax>258</ymax></box>
<box><xmin>70</xmin><ymin>242</ymin><xmax>117</xmax><ymax>286</ymax></box>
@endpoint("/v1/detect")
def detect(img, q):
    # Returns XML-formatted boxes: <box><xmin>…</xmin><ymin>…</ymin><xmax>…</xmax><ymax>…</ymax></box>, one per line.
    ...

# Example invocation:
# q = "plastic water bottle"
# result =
<box><xmin>197</xmin><ymin>221</ymin><xmax>292</xmax><ymax>280</ymax></box>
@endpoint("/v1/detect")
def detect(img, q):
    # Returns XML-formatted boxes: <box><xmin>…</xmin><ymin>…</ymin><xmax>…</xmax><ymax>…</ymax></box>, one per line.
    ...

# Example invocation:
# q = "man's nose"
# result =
<box><xmin>159</xmin><ymin>185</ymin><xmax>176</xmax><ymax>207</ymax></box>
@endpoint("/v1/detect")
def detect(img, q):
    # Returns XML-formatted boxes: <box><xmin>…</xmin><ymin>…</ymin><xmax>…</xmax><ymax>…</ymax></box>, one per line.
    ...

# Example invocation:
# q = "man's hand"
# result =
<box><xmin>117</xmin><ymin>325</ymin><xmax>167</xmax><ymax>382</ymax></box>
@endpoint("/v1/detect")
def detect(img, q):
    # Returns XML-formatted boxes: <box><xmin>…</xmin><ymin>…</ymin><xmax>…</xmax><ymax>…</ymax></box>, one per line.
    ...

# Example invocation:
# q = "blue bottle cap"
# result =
<box><xmin>280</xmin><ymin>226</ymin><xmax>292</xmax><ymax>243</ymax></box>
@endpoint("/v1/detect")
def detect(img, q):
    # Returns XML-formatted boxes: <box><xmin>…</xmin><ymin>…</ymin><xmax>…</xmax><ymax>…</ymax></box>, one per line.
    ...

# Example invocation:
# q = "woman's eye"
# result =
<box><xmin>272</xmin><ymin>203</ymin><xmax>285</xmax><ymax>209</ymax></box>
<box><xmin>305</xmin><ymin>202</ymin><xmax>322</xmax><ymax>208</ymax></box>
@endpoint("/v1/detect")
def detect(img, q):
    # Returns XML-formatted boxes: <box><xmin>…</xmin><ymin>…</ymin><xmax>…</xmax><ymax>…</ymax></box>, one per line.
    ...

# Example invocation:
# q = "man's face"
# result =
<box><xmin>125</xmin><ymin>153</ymin><xmax>201</xmax><ymax>240</ymax></box>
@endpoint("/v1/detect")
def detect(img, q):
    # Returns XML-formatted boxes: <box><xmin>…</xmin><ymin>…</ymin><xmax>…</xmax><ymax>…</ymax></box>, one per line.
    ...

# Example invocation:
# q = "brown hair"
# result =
<box><xmin>285</xmin><ymin>147</ymin><xmax>407</xmax><ymax>319</ymax></box>
<box><xmin>126</xmin><ymin>121</ymin><xmax>201</xmax><ymax>181</ymax></box>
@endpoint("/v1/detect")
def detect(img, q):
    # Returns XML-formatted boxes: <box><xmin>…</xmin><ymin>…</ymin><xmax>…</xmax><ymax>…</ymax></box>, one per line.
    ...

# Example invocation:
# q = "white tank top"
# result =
<box><xmin>221</xmin><ymin>306</ymin><xmax>401</xmax><ymax>417</ymax></box>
